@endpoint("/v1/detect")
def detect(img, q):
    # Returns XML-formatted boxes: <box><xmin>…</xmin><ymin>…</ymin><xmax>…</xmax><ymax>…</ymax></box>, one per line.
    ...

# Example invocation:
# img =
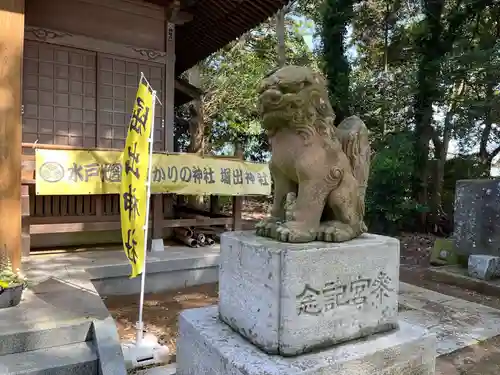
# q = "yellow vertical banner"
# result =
<box><xmin>120</xmin><ymin>77</ymin><xmax>154</xmax><ymax>278</ymax></box>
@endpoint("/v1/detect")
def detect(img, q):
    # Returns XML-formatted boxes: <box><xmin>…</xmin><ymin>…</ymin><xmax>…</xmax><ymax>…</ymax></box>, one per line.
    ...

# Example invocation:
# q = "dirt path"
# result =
<box><xmin>436</xmin><ymin>336</ymin><xmax>500</xmax><ymax>374</ymax></box>
<box><xmin>104</xmin><ymin>284</ymin><xmax>218</xmax><ymax>355</ymax></box>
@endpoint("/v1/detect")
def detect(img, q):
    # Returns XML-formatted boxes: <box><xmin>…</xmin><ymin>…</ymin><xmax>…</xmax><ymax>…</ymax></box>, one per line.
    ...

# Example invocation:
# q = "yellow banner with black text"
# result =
<box><xmin>120</xmin><ymin>77</ymin><xmax>153</xmax><ymax>278</ymax></box>
<box><xmin>35</xmin><ymin>150</ymin><xmax>271</xmax><ymax>196</ymax></box>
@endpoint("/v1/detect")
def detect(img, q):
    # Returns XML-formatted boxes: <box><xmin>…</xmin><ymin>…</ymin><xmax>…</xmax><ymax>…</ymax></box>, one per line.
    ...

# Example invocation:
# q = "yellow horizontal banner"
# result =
<box><xmin>35</xmin><ymin>149</ymin><xmax>271</xmax><ymax>196</ymax></box>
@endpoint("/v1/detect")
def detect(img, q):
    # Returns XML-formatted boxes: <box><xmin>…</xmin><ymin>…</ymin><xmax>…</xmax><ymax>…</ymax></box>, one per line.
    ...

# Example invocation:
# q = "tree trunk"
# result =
<box><xmin>383</xmin><ymin>2</ymin><xmax>390</xmax><ymax>73</ymax></box>
<box><xmin>187</xmin><ymin>64</ymin><xmax>205</xmax><ymax>209</ymax></box>
<box><xmin>321</xmin><ymin>0</ymin><xmax>354</xmax><ymax>125</ymax></box>
<box><xmin>187</xmin><ymin>65</ymin><xmax>204</xmax><ymax>154</ymax></box>
<box><xmin>412</xmin><ymin>0</ymin><xmax>445</xmax><ymax>227</ymax></box>
<box><xmin>430</xmin><ymin>80</ymin><xmax>465</xmax><ymax>218</ymax></box>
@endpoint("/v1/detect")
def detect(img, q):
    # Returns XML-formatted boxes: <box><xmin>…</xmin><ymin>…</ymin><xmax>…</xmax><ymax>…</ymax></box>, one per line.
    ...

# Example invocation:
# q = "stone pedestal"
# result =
<box><xmin>177</xmin><ymin>306</ymin><xmax>436</xmax><ymax>375</ymax></box>
<box><xmin>176</xmin><ymin>231</ymin><xmax>436</xmax><ymax>375</ymax></box>
<box><xmin>454</xmin><ymin>179</ymin><xmax>500</xmax><ymax>257</ymax></box>
<box><xmin>219</xmin><ymin>232</ymin><xmax>400</xmax><ymax>355</ymax></box>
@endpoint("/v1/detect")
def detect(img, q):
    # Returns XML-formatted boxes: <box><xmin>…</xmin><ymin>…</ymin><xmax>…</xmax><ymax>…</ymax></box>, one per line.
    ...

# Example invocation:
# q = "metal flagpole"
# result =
<box><xmin>121</xmin><ymin>74</ymin><xmax>168</xmax><ymax>369</ymax></box>
<box><xmin>136</xmin><ymin>84</ymin><xmax>157</xmax><ymax>345</ymax></box>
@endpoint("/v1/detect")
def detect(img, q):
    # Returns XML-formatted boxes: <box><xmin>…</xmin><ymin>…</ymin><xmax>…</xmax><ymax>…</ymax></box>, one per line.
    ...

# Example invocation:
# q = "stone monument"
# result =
<box><xmin>453</xmin><ymin>179</ymin><xmax>500</xmax><ymax>280</ymax></box>
<box><xmin>454</xmin><ymin>179</ymin><xmax>500</xmax><ymax>258</ymax></box>
<box><xmin>176</xmin><ymin>66</ymin><xmax>436</xmax><ymax>375</ymax></box>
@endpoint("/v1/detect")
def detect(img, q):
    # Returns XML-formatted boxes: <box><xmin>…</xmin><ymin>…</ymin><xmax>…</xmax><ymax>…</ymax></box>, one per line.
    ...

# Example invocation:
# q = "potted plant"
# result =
<box><xmin>0</xmin><ymin>255</ymin><xmax>28</xmax><ymax>309</ymax></box>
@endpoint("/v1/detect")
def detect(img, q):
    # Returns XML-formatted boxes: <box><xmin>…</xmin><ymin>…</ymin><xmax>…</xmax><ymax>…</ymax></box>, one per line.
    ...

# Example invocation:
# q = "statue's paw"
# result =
<box><xmin>255</xmin><ymin>218</ymin><xmax>280</xmax><ymax>238</ymax></box>
<box><xmin>317</xmin><ymin>221</ymin><xmax>355</xmax><ymax>242</ymax></box>
<box><xmin>276</xmin><ymin>222</ymin><xmax>316</xmax><ymax>243</ymax></box>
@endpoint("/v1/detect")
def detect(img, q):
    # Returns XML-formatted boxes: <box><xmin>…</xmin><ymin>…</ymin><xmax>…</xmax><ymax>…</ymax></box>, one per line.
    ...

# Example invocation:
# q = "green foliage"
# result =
<box><xmin>318</xmin><ymin>0</ymin><xmax>500</xmax><ymax>233</ymax></box>
<box><xmin>194</xmin><ymin>13</ymin><xmax>317</xmax><ymax>159</ymax></box>
<box><xmin>350</xmin><ymin>66</ymin><xmax>415</xmax><ymax>140</ymax></box>
<box><xmin>0</xmin><ymin>254</ymin><xmax>27</xmax><ymax>289</ymax></box>
<box><xmin>171</xmin><ymin>0</ymin><xmax>500</xmax><ymax>235</ymax></box>
<box><xmin>365</xmin><ymin>133</ymin><xmax>425</xmax><ymax>234</ymax></box>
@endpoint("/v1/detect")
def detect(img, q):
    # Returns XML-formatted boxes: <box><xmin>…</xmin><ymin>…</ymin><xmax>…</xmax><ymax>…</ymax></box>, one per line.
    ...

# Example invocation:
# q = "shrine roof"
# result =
<box><xmin>146</xmin><ymin>0</ymin><xmax>289</xmax><ymax>73</ymax></box>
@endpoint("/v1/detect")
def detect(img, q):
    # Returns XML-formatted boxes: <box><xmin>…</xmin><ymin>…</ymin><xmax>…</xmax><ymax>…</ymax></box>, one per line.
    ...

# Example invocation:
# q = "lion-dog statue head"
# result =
<box><xmin>257</xmin><ymin>65</ymin><xmax>337</xmax><ymax>147</ymax></box>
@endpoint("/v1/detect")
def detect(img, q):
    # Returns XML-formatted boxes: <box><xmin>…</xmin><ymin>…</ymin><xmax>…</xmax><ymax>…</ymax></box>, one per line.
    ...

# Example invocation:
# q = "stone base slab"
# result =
<box><xmin>468</xmin><ymin>254</ymin><xmax>500</xmax><ymax>280</ymax></box>
<box><xmin>426</xmin><ymin>265</ymin><xmax>500</xmax><ymax>297</ymax></box>
<box><xmin>219</xmin><ymin>231</ymin><xmax>400</xmax><ymax>355</ymax></box>
<box><xmin>177</xmin><ymin>306</ymin><xmax>436</xmax><ymax>375</ymax></box>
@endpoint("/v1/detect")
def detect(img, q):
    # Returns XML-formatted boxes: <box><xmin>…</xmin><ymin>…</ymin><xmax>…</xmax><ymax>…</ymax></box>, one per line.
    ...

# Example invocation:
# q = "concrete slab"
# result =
<box><xmin>0</xmin><ymin>341</ymin><xmax>98</xmax><ymax>375</ymax></box>
<box><xmin>136</xmin><ymin>364</ymin><xmax>176</xmax><ymax>375</ymax></box>
<box><xmin>399</xmin><ymin>282</ymin><xmax>500</xmax><ymax>356</ymax></box>
<box><xmin>0</xmin><ymin>252</ymin><xmax>129</xmax><ymax>374</ymax></box>
<box><xmin>0</xmin><ymin>286</ymin><xmax>102</xmax><ymax>335</ymax></box>
<box><xmin>0</xmin><ymin>317</ymin><xmax>92</xmax><ymax>356</ymax></box>
<box><xmin>177</xmin><ymin>306</ymin><xmax>436</xmax><ymax>375</ymax></box>
<box><xmin>24</xmin><ymin>246</ymin><xmax>220</xmax><ymax>296</ymax></box>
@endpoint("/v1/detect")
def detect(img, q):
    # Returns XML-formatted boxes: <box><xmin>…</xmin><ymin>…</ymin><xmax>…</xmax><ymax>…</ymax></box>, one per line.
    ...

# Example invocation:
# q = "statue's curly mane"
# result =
<box><xmin>258</xmin><ymin>67</ymin><xmax>339</xmax><ymax>150</ymax></box>
<box><xmin>306</xmin><ymin>72</ymin><xmax>338</xmax><ymax>148</ymax></box>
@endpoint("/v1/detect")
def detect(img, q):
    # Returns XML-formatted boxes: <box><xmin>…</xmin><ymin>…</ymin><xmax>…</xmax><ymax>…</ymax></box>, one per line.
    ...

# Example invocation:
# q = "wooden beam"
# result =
<box><xmin>175</xmin><ymin>78</ymin><xmax>203</xmax><ymax>101</ymax></box>
<box><xmin>30</xmin><ymin>217</ymin><xmax>231</xmax><ymax>234</ymax></box>
<box><xmin>0</xmin><ymin>0</ymin><xmax>24</xmax><ymax>270</ymax></box>
<box><xmin>22</xmin><ymin>142</ymin><xmax>243</xmax><ymax>159</ymax></box>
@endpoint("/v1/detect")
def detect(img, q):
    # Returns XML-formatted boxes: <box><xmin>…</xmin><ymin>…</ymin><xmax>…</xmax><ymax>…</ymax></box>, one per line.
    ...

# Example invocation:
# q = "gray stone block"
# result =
<box><xmin>92</xmin><ymin>317</ymin><xmax>127</xmax><ymax>375</ymax></box>
<box><xmin>468</xmin><ymin>254</ymin><xmax>500</xmax><ymax>280</ymax></box>
<box><xmin>0</xmin><ymin>320</ymin><xmax>92</xmax><ymax>356</ymax></box>
<box><xmin>0</xmin><ymin>341</ymin><xmax>98</xmax><ymax>375</ymax></box>
<box><xmin>454</xmin><ymin>179</ymin><xmax>500</xmax><ymax>257</ymax></box>
<box><xmin>218</xmin><ymin>231</ymin><xmax>400</xmax><ymax>356</ymax></box>
<box><xmin>177</xmin><ymin>306</ymin><xmax>436</xmax><ymax>375</ymax></box>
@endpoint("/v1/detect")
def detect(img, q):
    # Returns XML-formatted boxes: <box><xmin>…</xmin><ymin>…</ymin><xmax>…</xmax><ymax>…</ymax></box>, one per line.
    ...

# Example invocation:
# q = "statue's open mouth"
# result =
<box><xmin>260</xmin><ymin>90</ymin><xmax>303</xmax><ymax>112</ymax></box>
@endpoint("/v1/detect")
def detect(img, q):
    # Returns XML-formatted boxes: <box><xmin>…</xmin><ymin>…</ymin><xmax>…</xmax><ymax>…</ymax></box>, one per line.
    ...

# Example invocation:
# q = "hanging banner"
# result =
<box><xmin>120</xmin><ymin>77</ymin><xmax>154</xmax><ymax>278</ymax></box>
<box><xmin>35</xmin><ymin>151</ymin><xmax>271</xmax><ymax>196</ymax></box>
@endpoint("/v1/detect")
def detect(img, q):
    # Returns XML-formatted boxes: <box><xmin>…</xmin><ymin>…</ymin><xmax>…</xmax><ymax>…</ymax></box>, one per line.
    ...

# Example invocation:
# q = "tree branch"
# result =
<box><xmin>488</xmin><ymin>144</ymin><xmax>500</xmax><ymax>162</ymax></box>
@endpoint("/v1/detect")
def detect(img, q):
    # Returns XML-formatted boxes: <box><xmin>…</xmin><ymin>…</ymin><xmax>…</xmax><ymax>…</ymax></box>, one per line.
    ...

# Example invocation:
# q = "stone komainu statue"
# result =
<box><xmin>255</xmin><ymin>65</ymin><xmax>371</xmax><ymax>243</ymax></box>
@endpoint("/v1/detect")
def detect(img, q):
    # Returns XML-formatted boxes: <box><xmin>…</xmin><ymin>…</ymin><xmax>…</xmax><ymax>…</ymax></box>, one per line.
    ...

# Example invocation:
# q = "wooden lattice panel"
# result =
<box><xmin>23</xmin><ymin>41</ymin><xmax>97</xmax><ymax>153</ymax></box>
<box><xmin>97</xmin><ymin>54</ymin><xmax>165</xmax><ymax>151</ymax></box>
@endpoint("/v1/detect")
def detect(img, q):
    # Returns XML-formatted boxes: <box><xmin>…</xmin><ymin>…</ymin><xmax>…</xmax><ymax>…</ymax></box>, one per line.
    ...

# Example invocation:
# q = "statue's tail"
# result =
<box><xmin>336</xmin><ymin>116</ymin><xmax>371</xmax><ymax>217</ymax></box>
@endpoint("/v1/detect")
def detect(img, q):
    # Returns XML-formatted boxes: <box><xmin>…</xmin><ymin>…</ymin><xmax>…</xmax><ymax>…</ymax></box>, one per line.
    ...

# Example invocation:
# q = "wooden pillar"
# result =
<box><xmin>164</xmin><ymin>22</ymin><xmax>175</xmax><ymax>153</ymax></box>
<box><xmin>21</xmin><ymin>184</ymin><xmax>30</xmax><ymax>258</ymax></box>
<box><xmin>232</xmin><ymin>146</ymin><xmax>244</xmax><ymax>231</ymax></box>
<box><xmin>210</xmin><ymin>196</ymin><xmax>220</xmax><ymax>215</ymax></box>
<box><xmin>232</xmin><ymin>195</ymin><xmax>243</xmax><ymax>231</ymax></box>
<box><xmin>151</xmin><ymin>195</ymin><xmax>163</xmax><ymax>239</ymax></box>
<box><xmin>0</xmin><ymin>0</ymin><xmax>24</xmax><ymax>271</ymax></box>
<box><xmin>161</xmin><ymin>20</ymin><xmax>176</xmax><ymax>241</ymax></box>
